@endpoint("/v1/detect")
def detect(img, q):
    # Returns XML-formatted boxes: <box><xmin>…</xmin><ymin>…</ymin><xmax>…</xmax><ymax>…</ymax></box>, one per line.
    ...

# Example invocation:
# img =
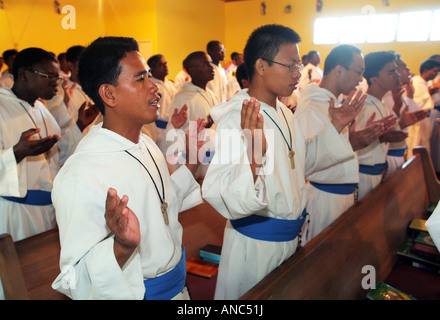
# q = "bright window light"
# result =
<box><xmin>430</xmin><ymin>10</ymin><xmax>440</xmax><ymax>41</ymax></box>
<box><xmin>313</xmin><ymin>17</ymin><xmax>340</xmax><ymax>44</ymax></box>
<box><xmin>313</xmin><ymin>9</ymin><xmax>440</xmax><ymax>44</ymax></box>
<box><xmin>366</xmin><ymin>14</ymin><xmax>398</xmax><ymax>43</ymax></box>
<box><xmin>339</xmin><ymin>15</ymin><xmax>368</xmax><ymax>44</ymax></box>
<box><xmin>397</xmin><ymin>11</ymin><xmax>432</xmax><ymax>42</ymax></box>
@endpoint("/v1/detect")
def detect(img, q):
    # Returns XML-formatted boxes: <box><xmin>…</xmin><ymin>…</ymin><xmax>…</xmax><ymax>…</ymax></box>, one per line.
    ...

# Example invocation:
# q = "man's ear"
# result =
<box><xmin>16</xmin><ymin>68</ymin><xmax>27</xmax><ymax>82</ymax></box>
<box><xmin>98</xmin><ymin>84</ymin><xmax>116</xmax><ymax>108</ymax></box>
<box><xmin>254</xmin><ymin>58</ymin><xmax>265</xmax><ymax>77</ymax></box>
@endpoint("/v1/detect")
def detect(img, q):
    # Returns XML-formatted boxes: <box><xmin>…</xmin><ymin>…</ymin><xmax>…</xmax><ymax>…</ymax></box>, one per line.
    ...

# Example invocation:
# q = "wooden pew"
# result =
<box><xmin>0</xmin><ymin>201</ymin><xmax>225</xmax><ymax>300</ymax></box>
<box><xmin>240</xmin><ymin>147</ymin><xmax>440</xmax><ymax>299</ymax></box>
<box><xmin>0</xmin><ymin>228</ymin><xmax>68</xmax><ymax>300</ymax></box>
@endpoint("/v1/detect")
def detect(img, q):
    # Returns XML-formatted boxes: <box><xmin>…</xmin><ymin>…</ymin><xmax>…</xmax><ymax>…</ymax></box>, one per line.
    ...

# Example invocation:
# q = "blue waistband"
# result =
<box><xmin>155</xmin><ymin>119</ymin><xmax>168</xmax><ymax>129</ymax></box>
<box><xmin>310</xmin><ymin>182</ymin><xmax>358</xmax><ymax>195</ymax></box>
<box><xmin>434</xmin><ymin>105</ymin><xmax>440</xmax><ymax>112</ymax></box>
<box><xmin>230</xmin><ymin>209</ymin><xmax>307</xmax><ymax>242</ymax></box>
<box><xmin>387</xmin><ymin>148</ymin><xmax>406</xmax><ymax>157</ymax></box>
<box><xmin>1</xmin><ymin>190</ymin><xmax>52</xmax><ymax>206</ymax></box>
<box><xmin>143</xmin><ymin>248</ymin><xmax>186</xmax><ymax>300</ymax></box>
<box><xmin>359</xmin><ymin>162</ymin><xmax>388</xmax><ymax>175</ymax></box>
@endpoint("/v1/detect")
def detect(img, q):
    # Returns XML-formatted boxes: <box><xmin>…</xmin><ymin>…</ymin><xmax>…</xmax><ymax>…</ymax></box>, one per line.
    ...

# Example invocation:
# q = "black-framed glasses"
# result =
<box><xmin>31</xmin><ymin>69</ymin><xmax>63</xmax><ymax>81</ymax></box>
<box><xmin>262</xmin><ymin>58</ymin><xmax>303</xmax><ymax>72</ymax></box>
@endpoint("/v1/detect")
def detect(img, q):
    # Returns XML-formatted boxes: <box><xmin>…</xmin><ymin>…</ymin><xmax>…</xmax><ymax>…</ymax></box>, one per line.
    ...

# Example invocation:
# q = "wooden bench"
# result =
<box><xmin>0</xmin><ymin>199</ymin><xmax>225</xmax><ymax>300</ymax></box>
<box><xmin>240</xmin><ymin>147</ymin><xmax>440</xmax><ymax>299</ymax></box>
<box><xmin>0</xmin><ymin>228</ymin><xmax>68</xmax><ymax>300</ymax></box>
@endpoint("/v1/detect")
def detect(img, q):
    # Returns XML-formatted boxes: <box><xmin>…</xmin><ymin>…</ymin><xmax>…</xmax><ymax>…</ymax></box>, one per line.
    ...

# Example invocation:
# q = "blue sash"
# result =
<box><xmin>155</xmin><ymin>119</ymin><xmax>168</xmax><ymax>129</ymax></box>
<box><xmin>434</xmin><ymin>105</ymin><xmax>440</xmax><ymax>112</ymax></box>
<box><xmin>387</xmin><ymin>148</ymin><xmax>406</xmax><ymax>157</ymax></box>
<box><xmin>359</xmin><ymin>162</ymin><xmax>388</xmax><ymax>175</ymax></box>
<box><xmin>310</xmin><ymin>182</ymin><xmax>358</xmax><ymax>195</ymax></box>
<box><xmin>143</xmin><ymin>248</ymin><xmax>186</xmax><ymax>300</ymax></box>
<box><xmin>230</xmin><ymin>209</ymin><xmax>307</xmax><ymax>242</ymax></box>
<box><xmin>1</xmin><ymin>190</ymin><xmax>52</xmax><ymax>206</ymax></box>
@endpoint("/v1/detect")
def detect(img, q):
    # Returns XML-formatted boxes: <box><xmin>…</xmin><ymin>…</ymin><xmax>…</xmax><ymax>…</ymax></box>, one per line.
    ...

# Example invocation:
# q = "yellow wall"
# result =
<box><xmin>0</xmin><ymin>0</ymin><xmax>438</xmax><ymax>77</ymax></box>
<box><xmin>224</xmin><ymin>0</ymin><xmax>440</xmax><ymax>75</ymax></box>
<box><xmin>0</xmin><ymin>0</ymin><xmax>105</xmax><ymax>55</ymax></box>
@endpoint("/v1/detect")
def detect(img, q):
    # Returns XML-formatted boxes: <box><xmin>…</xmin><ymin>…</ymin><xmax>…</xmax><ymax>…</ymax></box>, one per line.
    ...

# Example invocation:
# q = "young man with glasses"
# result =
<box><xmin>0</xmin><ymin>47</ymin><xmax>61</xmax><ymax>244</ymax></box>
<box><xmin>294</xmin><ymin>44</ymin><xmax>394</xmax><ymax>244</ymax></box>
<box><xmin>202</xmin><ymin>24</ymin><xmax>365</xmax><ymax>300</ymax></box>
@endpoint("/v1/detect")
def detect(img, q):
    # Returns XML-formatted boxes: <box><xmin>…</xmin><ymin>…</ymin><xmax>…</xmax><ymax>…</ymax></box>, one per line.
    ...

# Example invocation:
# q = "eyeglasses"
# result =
<box><xmin>262</xmin><ymin>58</ymin><xmax>303</xmax><ymax>72</ymax></box>
<box><xmin>32</xmin><ymin>70</ymin><xmax>62</xmax><ymax>81</ymax></box>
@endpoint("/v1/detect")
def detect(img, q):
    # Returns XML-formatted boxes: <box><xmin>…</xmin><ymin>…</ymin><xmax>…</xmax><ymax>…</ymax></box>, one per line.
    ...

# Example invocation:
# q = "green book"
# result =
<box><xmin>367</xmin><ymin>282</ymin><xmax>416</xmax><ymax>300</ymax></box>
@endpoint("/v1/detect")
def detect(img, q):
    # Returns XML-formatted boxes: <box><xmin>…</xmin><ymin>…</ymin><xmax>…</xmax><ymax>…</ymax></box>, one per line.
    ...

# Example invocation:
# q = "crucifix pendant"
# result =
<box><xmin>161</xmin><ymin>202</ymin><xmax>169</xmax><ymax>225</ymax></box>
<box><xmin>288</xmin><ymin>150</ymin><xmax>295</xmax><ymax>170</ymax></box>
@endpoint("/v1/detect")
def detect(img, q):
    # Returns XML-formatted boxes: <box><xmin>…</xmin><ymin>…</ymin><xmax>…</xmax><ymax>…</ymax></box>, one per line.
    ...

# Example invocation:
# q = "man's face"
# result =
<box><xmin>209</xmin><ymin>42</ymin><xmax>225</xmax><ymax>62</ymax></box>
<box><xmin>25</xmin><ymin>59</ymin><xmax>60</xmax><ymax>101</ymax></box>
<box><xmin>263</xmin><ymin>42</ymin><xmax>301</xmax><ymax>98</ymax></box>
<box><xmin>375</xmin><ymin>60</ymin><xmax>401</xmax><ymax>91</ymax></box>
<box><xmin>151</xmin><ymin>56</ymin><xmax>169</xmax><ymax>79</ymax></box>
<box><xmin>396</xmin><ymin>59</ymin><xmax>411</xmax><ymax>85</ymax></box>
<box><xmin>191</xmin><ymin>53</ymin><xmax>215</xmax><ymax>83</ymax></box>
<box><xmin>425</xmin><ymin>66</ymin><xmax>440</xmax><ymax>81</ymax></box>
<box><xmin>340</xmin><ymin>52</ymin><xmax>365</xmax><ymax>95</ymax></box>
<box><xmin>111</xmin><ymin>51</ymin><xmax>160</xmax><ymax>125</ymax></box>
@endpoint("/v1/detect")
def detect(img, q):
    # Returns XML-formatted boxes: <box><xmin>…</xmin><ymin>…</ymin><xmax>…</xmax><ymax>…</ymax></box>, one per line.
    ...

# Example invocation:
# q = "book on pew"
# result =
<box><xmin>367</xmin><ymin>282</ymin><xmax>416</xmax><ymax>300</ymax></box>
<box><xmin>408</xmin><ymin>218</ymin><xmax>428</xmax><ymax>242</ymax></box>
<box><xmin>411</xmin><ymin>231</ymin><xmax>440</xmax><ymax>262</ymax></box>
<box><xmin>186</xmin><ymin>257</ymin><xmax>218</xmax><ymax>278</ymax></box>
<box><xmin>397</xmin><ymin>241</ymin><xmax>440</xmax><ymax>273</ymax></box>
<box><xmin>199</xmin><ymin>244</ymin><xmax>222</xmax><ymax>264</ymax></box>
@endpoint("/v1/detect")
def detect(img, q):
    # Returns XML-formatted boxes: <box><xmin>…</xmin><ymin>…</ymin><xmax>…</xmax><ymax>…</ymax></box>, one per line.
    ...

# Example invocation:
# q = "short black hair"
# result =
<box><xmin>2</xmin><ymin>49</ymin><xmax>18</xmax><ymax>61</ymax></box>
<box><xmin>364</xmin><ymin>51</ymin><xmax>397</xmax><ymax>86</ymax></box>
<box><xmin>147</xmin><ymin>54</ymin><xmax>164</xmax><ymax>69</ymax></box>
<box><xmin>243</xmin><ymin>24</ymin><xmax>301</xmax><ymax>81</ymax></box>
<box><xmin>206</xmin><ymin>41</ymin><xmax>221</xmax><ymax>52</ymax></box>
<box><xmin>323</xmin><ymin>44</ymin><xmax>362</xmax><ymax>75</ymax></box>
<box><xmin>235</xmin><ymin>64</ymin><xmax>248</xmax><ymax>89</ymax></box>
<box><xmin>78</xmin><ymin>37</ymin><xmax>139</xmax><ymax>115</ymax></box>
<box><xmin>12</xmin><ymin>47</ymin><xmax>57</xmax><ymax>80</ymax></box>
<box><xmin>66</xmin><ymin>45</ymin><xmax>85</xmax><ymax>63</ymax></box>
<box><xmin>420</xmin><ymin>58</ymin><xmax>440</xmax><ymax>75</ymax></box>
<box><xmin>182</xmin><ymin>51</ymin><xmax>206</xmax><ymax>75</ymax></box>
<box><xmin>307</xmin><ymin>50</ymin><xmax>318</xmax><ymax>60</ymax></box>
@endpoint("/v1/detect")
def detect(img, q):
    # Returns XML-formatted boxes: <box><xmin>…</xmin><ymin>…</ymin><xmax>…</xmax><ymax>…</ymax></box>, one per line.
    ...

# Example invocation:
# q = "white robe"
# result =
<box><xmin>160</xmin><ymin>82</ymin><xmax>218</xmax><ymax>156</ymax></box>
<box><xmin>295</xmin><ymin>83</ymin><xmax>358</xmax><ymax>244</ymax></box>
<box><xmin>299</xmin><ymin>64</ymin><xmax>323</xmax><ymax>91</ymax></box>
<box><xmin>44</xmin><ymin>80</ymin><xmax>85</xmax><ymax>165</ymax></box>
<box><xmin>207</xmin><ymin>63</ymin><xmax>228</xmax><ymax>103</ymax></box>
<box><xmin>429</xmin><ymin>75</ymin><xmax>440</xmax><ymax>172</ymax></box>
<box><xmin>202</xmin><ymin>89</ymin><xmax>354</xmax><ymax>300</ymax></box>
<box><xmin>411</xmin><ymin>75</ymin><xmax>434</xmax><ymax>156</ymax></box>
<box><xmin>0</xmin><ymin>70</ymin><xmax>14</xmax><ymax>89</ymax></box>
<box><xmin>355</xmin><ymin>94</ymin><xmax>390</xmax><ymax>199</ymax></box>
<box><xmin>151</xmin><ymin>77</ymin><xmax>178</xmax><ymax>148</ymax></box>
<box><xmin>174</xmin><ymin>69</ymin><xmax>191</xmax><ymax>90</ymax></box>
<box><xmin>0</xmin><ymin>88</ymin><xmax>60</xmax><ymax>241</ymax></box>
<box><xmin>382</xmin><ymin>90</ymin><xmax>422</xmax><ymax>178</ymax></box>
<box><xmin>51</xmin><ymin>125</ymin><xmax>203</xmax><ymax>300</ymax></box>
<box><xmin>426</xmin><ymin>200</ymin><xmax>440</xmax><ymax>250</ymax></box>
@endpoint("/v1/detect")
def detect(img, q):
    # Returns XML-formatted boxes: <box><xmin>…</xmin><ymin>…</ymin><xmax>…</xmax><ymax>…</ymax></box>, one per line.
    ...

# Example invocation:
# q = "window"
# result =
<box><xmin>314</xmin><ymin>9</ymin><xmax>440</xmax><ymax>44</ymax></box>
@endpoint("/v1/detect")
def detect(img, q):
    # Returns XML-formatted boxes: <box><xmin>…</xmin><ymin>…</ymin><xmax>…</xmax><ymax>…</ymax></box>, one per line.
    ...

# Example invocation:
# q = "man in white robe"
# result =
<box><xmin>298</xmin><ymin>50</ymin><xmax>323</xmax><ymax>91</ymax></box>
<box><xmin>147</xmin><ymin>54</ymin><xmax>177</xmax><ymax>141</ymax></box>
<box><xmin>45</xmin><ymin>45</ymin><xmax>100</xmax><ymax>165</ymax></box>
<box><xmin>0</xmin><ymin>49</ymin><xmax>17</xmax><ymax>88</ymax></box>
<box><xmin>382</xmin><ymin>54</ymin><xmax>429</xmax><ymax>178</ymax></box>
<box><xmin>410</xmin><ymin>59</ymin><xmax>440</xmax><ymax>157</ymax></box>
<box><xmin>427</xmin><ymin>55</ymin><xmax>440</xmax><ymax>173</ymax></box>
<box><xmin>295</xmin><ymin>44</ymin><xmax>386</xmax><ymax>244</ymax></box>
<box><xmin>206</xmin><ymin>41</ymin><xmax>228</xmax><ymax>103</ymax></box>
<box><xmin>0</xmin><ymin>48</ymin><xmax>61</xmax><ymax>242</ymax></box>
<box><xmin>202</xmin><ymin>25</ymin><xmax>365</xmax><ymax>300</ymax></box>
<box><xmin>356</xmin><ymin>51</ymin><xmax>407</xmax><ymax>199</ymax></box>
<box><xmin>51</xmin><ymin>37</ymin><xmax>204</xmax><ymax>300</ymax></box>
<box><xmin>160</xmin><ymin>52</ymin><xmax>218</xmax><ymax>172</ymax></box>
